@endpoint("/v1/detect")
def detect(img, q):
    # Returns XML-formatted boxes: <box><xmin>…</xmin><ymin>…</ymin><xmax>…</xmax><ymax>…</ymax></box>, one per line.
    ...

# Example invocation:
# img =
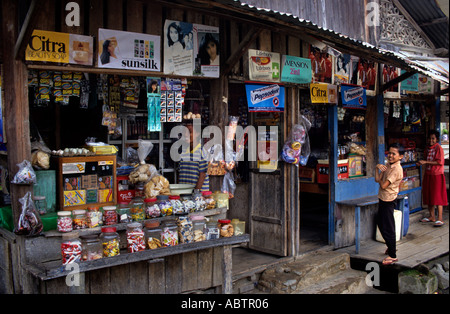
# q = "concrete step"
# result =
<box><xmin>257</xmin><ymin>250</ymin><xmax>378</xmax><ymax>294</ymax></box>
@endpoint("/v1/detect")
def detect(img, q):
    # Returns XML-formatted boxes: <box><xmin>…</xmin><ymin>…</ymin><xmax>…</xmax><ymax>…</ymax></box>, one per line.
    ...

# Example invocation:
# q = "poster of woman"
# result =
<box><xmin>164</xmin><ymin>20</ymin><xmax>194</xmax><ymax>76</ymax></box>
<box><xmin>333</xmin><ymin>53</ymin><xmax>350</xmax><ymax>84</ymax></box>
<box><xmin>194</xmin><ymin>24</ymin><xmax>220</xmax><ymax>78</ymax></box>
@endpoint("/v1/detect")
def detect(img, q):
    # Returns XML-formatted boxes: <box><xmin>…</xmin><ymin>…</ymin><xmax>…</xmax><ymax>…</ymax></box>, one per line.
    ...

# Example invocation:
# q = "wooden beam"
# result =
<box><xmin>437</xmin><ymin>87</ymin><xmax>449</xmax><ymax>96</ymax></box>
<box><xmin>380</xmin><ymin>70</ymin><xmax>416</xmax><ymax>93</ymax></box>
<box><xmin>14</xmin><ymin>0</ymin><xmax>43</xmax><ymax>61</ymax></box>
<box><xmin>221</xmin><ymin>26</ymin><xmax>262</xmax><ymax>77</ymax></box>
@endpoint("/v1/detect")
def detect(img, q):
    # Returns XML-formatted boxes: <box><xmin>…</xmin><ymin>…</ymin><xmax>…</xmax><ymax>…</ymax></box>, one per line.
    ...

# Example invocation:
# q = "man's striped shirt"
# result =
<box><xmin>179</xmin><ymin>143</ymin><xmax>210</xmax><ymax>191</ymax></box>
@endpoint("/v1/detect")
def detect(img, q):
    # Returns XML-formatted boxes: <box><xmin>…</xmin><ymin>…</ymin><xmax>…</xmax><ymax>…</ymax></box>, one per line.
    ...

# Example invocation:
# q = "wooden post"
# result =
<box><xmin>222</xmin><ymin>245</ymin><xmax>233</xmax><ymax>294</ymax></box>
<box><xmin>1</xmin><ymin>0</ymin><xmax>32</xmax><ymax>226</ymax></box>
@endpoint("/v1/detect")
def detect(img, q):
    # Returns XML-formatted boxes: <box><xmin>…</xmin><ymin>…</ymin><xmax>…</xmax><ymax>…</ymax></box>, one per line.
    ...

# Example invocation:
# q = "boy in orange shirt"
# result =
<box><xmin>375</xmin><ymin>143</ymin><xmax>405</xmax><ymax>265</ymax></box>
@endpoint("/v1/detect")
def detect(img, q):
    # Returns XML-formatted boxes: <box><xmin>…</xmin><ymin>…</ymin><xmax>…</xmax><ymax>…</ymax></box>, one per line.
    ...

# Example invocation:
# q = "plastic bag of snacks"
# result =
<box><xmin>129</xmin><ymin>140</ymin><xmax>157</xmax><ymax>184</ymax></box>
<box><xmin>221</xmin><ymin>171</ymin><xmax>236</xmax><ymax>199</ymax></box>
<box><xmin>11</xmin><ymin>160</ymin><xmax>36</xmax><ymax>184</ymax></box>
<box><xmin>14</xmin><ymin>192</ymin><xmax>43</xmax><ymax>236</ymax></box>
<box><xmin>280</xmin><ymin>115</ymin><xmax>311</xmax><ymax>167</ymax></box>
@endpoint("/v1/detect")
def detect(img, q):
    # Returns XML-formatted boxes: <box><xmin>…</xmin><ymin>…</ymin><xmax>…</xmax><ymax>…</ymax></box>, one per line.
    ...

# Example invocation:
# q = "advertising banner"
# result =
<box><xmin>310</xmin><ymin>83</ymin><xmax>338</xmax><ymax>104</ymax></box>
<box><xmin>341</xmin><ymin>84</ymin><xmax>367</xmax><ymax>109</ymax></box>
<box><xmin>98</xmin><ymin>28</ymin><xmax>161</xmax><ymax>71</ymax></box>
<box><xmin>248</xmin><ymin>49</ymin><xmax>280</xmax><ymax>82</ymax></box>
<box><xmin>281</xmin><ymin>55</ymin><xmax>312</xmax><ymax>84</ymax></box>
<box><xmin>400</xmin><ymin>70</ymin><xmax>419</xmax><ymax>92</ymax></box>
<box><xmin>26</xmin><ymin>30</ymin><xmax>93</xmax><ymax>65</ymax></box>
<box><xmin>246</xmin><ymin>83</ymin><xmax>285</xmax><ymax>112</ymax></box>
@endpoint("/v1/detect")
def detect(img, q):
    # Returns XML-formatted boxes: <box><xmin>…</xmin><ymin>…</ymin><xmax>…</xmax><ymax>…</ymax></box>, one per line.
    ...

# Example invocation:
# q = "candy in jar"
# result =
<box><xmin>176</xmin><ymin>214</ymin><xmax>193</xmax><ymax>243</ymax></box>
<box><xmin>218</xmin><ymin>219</ymin><xmax>234</xmax><ymax>237</ymax></box>
<box><xmin>57</xmin><ymin>211</ymin><xmax>73</xmax><ymax>232</ymax></box>
<box><xmin>161</xmin><ymin>220</ymin><xmax>178</xmax><ymax>246</ymax></box>
<box><xmin>61</xmin><ymin>232</ymin><xmax>82</xmax><ymax>265</ymax></box>
<box><xmin>202</xmin><ymin>191</ymin><xmax>216</xmax><ymax>210</ymax></box>
<box><xmin>144</xmin><ymin>220</ymin><xmax>162</xmax><ymax>249</ymax></box>
<box><xmin>100</xmin><ymin>227</ymin><xmax>120</xmax><ymax>257</ymax></box>
<box><xmin>87</xmin><ymin>206</ymin><xmax>102</xmax><ymax>228</ymax></box>
<box><xmin>169</xmin><ymin>195</ymin><xmax>184</xmax><ymax>214</ymax></box>
<box><xmin>191</xmin><ymin>215</ymin><xmax>206</xmax><ymax>242</ymax></box>
<box><xmin>129</xmin><ymin>198</ymin><xmax>145</xmax><ymax>221</ymax></box>
<box><xmin>81</xmin><ymin>234</ymin><xmax>102</xmax><ymax>261</ymax></box>
<box><xmin>192</xmin><ymin>189</ymin><xmax>206</xmax><ymax>211</ymax></box>
<box><xmin>144</xmin><ymin>198</ymin><xmax>160</xmax><ymax>218</ymax></box>
<box><xmin>72</xmin><ymin>209</ymin><xmax>87</xmax><ymax>229</ymax></box>
<box><xmin>126</xmin><ymin>222</ymin><xmax>146</xmax><ymax>253</ymax></box>
<box><xmin>103</xmin><ymin>206</ymin><xmax>118</xmax><ymax>225</ymax></box>
<box><xmin>181</xmin><ymin>194</ymin><xmax>195</xmax><ymax>213</ymax></box>
<box><xmin>157</xmin><ymin>195</ymin><xmax>173</xmax><ymax>216</ymax></box>
<box><xmin>205</xmin><ymin>220</ymin><xmax>220</xmax><ymax>240</ymax></box>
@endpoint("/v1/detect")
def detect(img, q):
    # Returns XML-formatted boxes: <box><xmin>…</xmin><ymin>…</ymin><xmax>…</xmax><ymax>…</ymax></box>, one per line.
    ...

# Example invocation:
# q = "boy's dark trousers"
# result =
<box><xmin>377</xmin><ymin>199</ymin><xmax>397</xmax><ymax>258</ymax></box>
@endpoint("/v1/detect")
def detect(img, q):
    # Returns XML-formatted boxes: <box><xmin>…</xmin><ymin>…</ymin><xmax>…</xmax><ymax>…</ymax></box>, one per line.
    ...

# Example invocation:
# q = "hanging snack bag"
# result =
<box><xmin>11</xmin><ymin>160</ymin><xmax>36</xmax><ymax>184</ymax></box>
<box><xmin>14</xmin><ymin>192</ymin><xmax>43</xmax><ymax>236</ymax></box>
<box><xmin>129</xmin><ymin>140</ymin><xmax>157</xmax><ymax>184</ymax></box>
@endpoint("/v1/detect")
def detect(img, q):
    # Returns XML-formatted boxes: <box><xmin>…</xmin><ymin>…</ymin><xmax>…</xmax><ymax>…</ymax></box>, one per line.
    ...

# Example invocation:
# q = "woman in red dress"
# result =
<box><xmin>418</xmin><ymin>130</ymin><xmax>448</xmax><ymax>227</ymax></box>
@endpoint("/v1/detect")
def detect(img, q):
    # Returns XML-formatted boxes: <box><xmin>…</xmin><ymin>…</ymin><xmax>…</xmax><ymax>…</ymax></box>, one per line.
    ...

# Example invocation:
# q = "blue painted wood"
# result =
<box><xmin>328</xmin><ymin>105</ymin><xmax>338</xmax><ymax>245</ymax></box>
<box><xmin>355</xmin><ymin>206</ymin><xmax>360</xmax><ymax>254</ymax></box>
<box><xmin>377</xmin><ymin>95</ymin><xmax>386</xmax><ymax>164</ymax></box>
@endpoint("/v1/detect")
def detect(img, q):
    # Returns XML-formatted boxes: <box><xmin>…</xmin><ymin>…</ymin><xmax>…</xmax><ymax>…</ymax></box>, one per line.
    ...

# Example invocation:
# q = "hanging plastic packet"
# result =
<box><xmin>128</xmin><ymin>140</ymin><xmax>157</xmax><ymax>184</ymax></box>
<box><xmin>11</xmin><ymin>160</ymin><xmax>36</xmax><ymax>184</ymax></box>
<box><xmin>14</xmin><ymin>192</ymin><xmax>43</xmax><ymax>236</ymax></box>
<box><xmin>280</xmin><ymin>115</ymin><xmax>311</xmax><ymax>167</ymax></box>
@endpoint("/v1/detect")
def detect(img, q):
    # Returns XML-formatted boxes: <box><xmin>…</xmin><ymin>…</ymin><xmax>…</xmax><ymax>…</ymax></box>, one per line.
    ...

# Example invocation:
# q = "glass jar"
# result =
<box><xmin>218</xmin><ymin>219</ymin><xmax>234</xmax><ymax>237</ymax></box>
<box><xmin>144</xmin><ymin>220</ymin><xmax>162</xmax><ymax>249</ymax></box>
<box><xmin>72</xmin><ymin>209</ymin><xmax>87</xmax><ymax>230</ymax></box>
<box><xmin>103</xmin><ymin>206</ymin><xmax>118</xmax><ymax>225</ymax></box>
<box><xmin>202</xmin><ymin>191</ymin><xmax>216</xmax><ymax>210</ymax></box>
<box><xmin>57</xmin><ymin>211</ymin><xmax>73</xmax><ymax>233</ymax></box>
<box><xmin>169</xmin><ymin>195</ymin><xmax>184</xmax><ymax>215</ymax></box>
<box><xmin>161</xmin><ymin>219</ymin><xmax>178</xmax><ymax>247</ymax></box>
<box><xmin>117</xmin><ymin>201</ymin><xmax>131</xmax><ymax>223</ymax></box>
<box><xmin>176</xmin><ymin>214</ymin><xmax>193</xmax><ymax>243</ymax></box>
<box><xmin>126</xmin><ymin>222</ymin><xmax>146</xmax><ymax>253</ymax></box>
<box><xmin>157</xmin><ymin>195</ymin><xmax>173</xmax><ymax>217</ymax></box>
<box><xmin>100</xmin><ymin>227</ymin><xmax>120</xmax><ymax>257</ymax></box>
<box><xmin>192</xmin><ymin>189</ymin><xmax>206</xmax><ymax>211</ymax></box>
<box><xmin>81</xmin><ymin>234</ymin><xmax>102</xmax><ymax>261</ymax></box>
<box><xmin>61</xmin><ymin>232</ymin><xmax>82</xmax><ymax>265</ymax></box>
<box><xmin>144</xmin><ymin>198</ymin><xmax>160</xmax><ymax>218</ymax></box>
<box><xmin>135</xmin><ymin>182</ymin><xmax>145</xmax><ymax>198</ymax></box>
<box><xmin>87</xmin><ymin>206</ymin><xmax>102</xmax><ymax>228</ymax></box>
<box><xmin>191</xmin><ymin>215</ymin><xmax>206</xmax><ymax>242</ymax></box>
<box><xmin>180</xmin><ymin>194</ymin><xmax>195</xmax><ymax>213</ymax></box>
<box><xmin>129</xmin><ymin>198</ymin><xmax>145</xmax><ymax>221</ymax></box>
<box><xmin>231</xmin><ymin>219</ymin><xmax>245</xmax><ymax>236</ymax></box>
<box><xmin>33</xmin><ymin>196</ymin><xmax>47</xmax><ymax>215</ymax></box>
<box><xmin>214</xmin><ymin>192</ymin><xmax>229</xmax><ymax>209</ymax></box>
<box><xmin>205</xmin><ymin>220</ymin><xmax>220</xmax><ymax>240</ymax></box>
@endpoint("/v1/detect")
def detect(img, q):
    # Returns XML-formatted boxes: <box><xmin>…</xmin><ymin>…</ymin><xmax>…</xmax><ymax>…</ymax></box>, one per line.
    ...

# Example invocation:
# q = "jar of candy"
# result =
<box><xmin>176</xmin><ymin>213</ymin><xmax>193</xmax><ymax>243</ymax></box>
<box><xmin>61</xmin><ymin>232</ymin><xmax>82</xmax><ymax>265</ymax></box>
<box><xmin>157</xmin><ymin>195</ymin><xmax>173</xmax><ymax>216</ymax></box>
<box><xmin>144</xmin><ymin>198</ymin><xmax>160</xmax><ymax>218</ymax></box>
<box><xmin>192</xmin><ymin>189</ymin><xmax>206</xmax><ymax>211</ymax></box>
<box><xmin>57</xmin><ymin>211</ymin><xmax>73</xmax><ymax>232</ymax></box>
<box><xmin>144</xmin><ymin>220</ymin><xmax>162</xmax><ymax>249</ymax></box>
<box><xmin>161</xmin><ymin>219</ymin><xmax>178</xmax><ymax>246</ymax></box>
<box><xmin>135</xmin><ymin>182</ymin><xmax>145</xmax><ymax>198</ymax></box>
<box><xmin>169</xmin><ymin>195</ymin><xmax>184</xmax><ymax>214</ymax></box>
<box><xmin>100</xmin><ymin>227</ymin><xmax>120</xmax><ymax>257</ymax></box>
<box><xmin>87</xmin><ymin>206</ymin><xmax>102</xmax><ymax>228</ymax></box>
<box><xmin>33</xmin><ymin>196</ymin><xmax>47</xmax><ymax>215</ymax></box>
<box><xmin>191</xmin><ymin>215</ymin><xmax>206</xmax><ymax>242</ymax></box>
<box><xmin>205</xmin><ymin>220</ymin><xmax>220</xmax><ymax>240</ymax></box>
<box><xmin>103</xmin><ymin>206</ymin><xmax>118</xmax><ymax>225</ymax></box>
<box><xmin>129</xmin><ymin>198</ymin><xmax>145</xmax><ymax>221</ymax></box>
<box><xmin>81</xmin><ymin>234</ymin><xmax>102</xmax><ymax>261</ymax></box>
<box><xmin>202</xmin><ymin>191</ymin><xmax>216</xmax><ymax>210</ymax></box>
<box><xmin>218</xmin><ymin>219</ymin><xmax>234</xmax><ymax>237</ymax></box>
<box><xmin>180</xmin><ymin>194</ymin><xmax>195</xmax><ymax>213</ymax></box>
<box><xmin>126</xmin><ymin>222</ymin><xmax>146</xmax><ymax>253</ymax></box>
<box><xmin>72</xmin><ymin>209</ymin><xmax>87</xmax><ymax>230</ymax></box>
<box><xmin>117</xmin><ymin>201</ymin><xmax>131</xmax><ymax>223</ymax></box>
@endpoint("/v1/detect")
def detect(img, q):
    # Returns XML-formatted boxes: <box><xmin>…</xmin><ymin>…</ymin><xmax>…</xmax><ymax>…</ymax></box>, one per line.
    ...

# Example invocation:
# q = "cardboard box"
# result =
<box><xmin>348</xmin><ymin>154</ymin><xmax>363</xmax><ymax>178</ymax></box>
<box><xmin>299</xmin><ymin>167</ymin><xmax>315</xmax><ymax>183</ymax></box>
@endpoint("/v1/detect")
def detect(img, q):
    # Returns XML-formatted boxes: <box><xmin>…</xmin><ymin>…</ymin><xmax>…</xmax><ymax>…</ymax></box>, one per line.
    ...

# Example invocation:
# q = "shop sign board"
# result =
<box><xmin>245</xmin><ymin>83</ymin><xmax>285</xmax><ymax>112</ymax></box>
<box><xmin>163</xmin><ymin>20</ymin><xmax>220</xmax><ymax>78</ymax></box>
<box><xmin>281</xmin><ymin>55</ymin><xmax>312</xmax><ymax>84</ymax></box>
<box><xmin>26</xmin><ymin>30</ymin><xmax>93</xmax><ymax>65</ymax></box>
<box><xmin>340</xmin><ymin>84</ymin><xmax>367</xmax><ymax>109</ymax></box>
<box><xmin>310</xmin><ymin>83</ymin><xmax>338</xmax><ymax>104</ymax></box>
<box><xmin>400</xmin><ymin>70</ymin><xmax>419</xmax><ymax>92</ymax></box>
<box><xmin>98</xmin><ymin>28</ymin><xmax>161</xmax><ymax>71</ymax></box>
<box><xmin>248</xmin><ymin>49</ymin><xmax>281</xmax><ymax>82</ymax></box>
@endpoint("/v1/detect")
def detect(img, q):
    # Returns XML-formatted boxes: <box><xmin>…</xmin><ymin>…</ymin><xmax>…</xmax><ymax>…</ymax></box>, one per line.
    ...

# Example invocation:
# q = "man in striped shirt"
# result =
<box><xmin>179</xmin><ymin>123</ymin><xmax>210</xmax><ymax>191</ymax></box>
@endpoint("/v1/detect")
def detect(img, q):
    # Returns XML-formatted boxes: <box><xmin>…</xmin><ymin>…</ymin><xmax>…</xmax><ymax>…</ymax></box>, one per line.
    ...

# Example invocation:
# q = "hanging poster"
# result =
<box><xmin>26</xmin><ymin>30</ymin><xmax>93</xmax><ymax>65</ymax></box>
<box><xmin>193</xmin><ymin>24</ymin><xmax>220</xmax><ymax>78</ymax></box>
<box><xmin>308</xmin><ymin>45</ymin><xmax>332</xmax><ymax>83</ymax></box>
<box><xmin>281</xmin><ymin>55</ymin><xmax>312</xmax><ymax>84</ymax></box>
<box><xmin>400</xmin><ymin>70</ymin><xmax>419</xmax><ymax>92</ymax></box>
<box><xmin>341</xmin><ymin>84</ymin><xmax>367</xmax><ymax>109</ymax></box>
<box><xmin>98</xmin><ymin>28</ymin><xmax>160</xmax><ymax>71</ymax></box>
<box><xmin>356</xmin><ymin>58</ymin><xmax>377</xmax><ymax>96</ymax></box>
<box><xmin>146</xmin><ymin>77</ymin><xmax>161</xmax><ymax>132</ymax></box>
<box><xmin>310</xmin><ymin>83</ymin><xmax>338</xmax><ymax>104</ymax></box>
<box><xmin>381</xmin><ymin>64</ymin><xmax>401</xmax><ymax>98</ymax></box>
<box><xmin>248</xmin><ymin>49</ymin><xmax>281</xmax><ymax>82</ymax></box>
<box><xmin>418</xmin><ymin>75</ymin><xmax>434</xmax><ymax>94</ymax></box>
<box><xmin>246</xmin><ymin>83</ymin><xmax>285</xmax><ymax>112</ymax></box>
<box><xmin>334</xmin><ymin>53</ymin><xmax>351</xmax><ymax>85</ymax></box>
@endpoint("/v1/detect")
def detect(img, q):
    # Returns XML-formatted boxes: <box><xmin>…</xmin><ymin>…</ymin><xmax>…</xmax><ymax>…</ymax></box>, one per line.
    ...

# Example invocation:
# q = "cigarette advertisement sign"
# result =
<box><xmin>26</xmin><ymin>30</ymin><xmax>93</xmax><ymax>65</ymax></box>
<box><xmin>340</xmin><ymin>84</ymin><xmax>367</xmax><ymax>108</ymax></box>
<box><xmin>246</xmin><ymin>83</ymin><xmax>285</xmax><ymax>112</ymax></box>
<box><xmin>248</xmin><ymin>49</ymin><xmax>280</xmax><ymax>82</ymax></box>
<box><xmin>281</xmin><ymin>55</ymin><xmax>312</xmax><ymax>84</ymax></box>
<box><xmin>98</xmin><ymin>28</ymin><xmax>161</xmax><ymax>71</ymax></box>
<box><xmin>310</xmin><ymin>83</ymin><xmax>338</xmax><ymax>104</ymax></box>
